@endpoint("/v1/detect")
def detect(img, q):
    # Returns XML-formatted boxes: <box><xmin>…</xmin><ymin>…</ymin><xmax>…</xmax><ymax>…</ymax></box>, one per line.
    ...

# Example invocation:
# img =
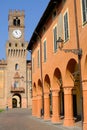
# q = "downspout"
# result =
<box><xmin>74</xmin><ymin>0</ymin><xmax>83</xmax><ymax>128</ymax></box>
<box><xmin>35</xmin><ymin>31</ymin><xmax>44</xmax><ymax>116</ymax></box>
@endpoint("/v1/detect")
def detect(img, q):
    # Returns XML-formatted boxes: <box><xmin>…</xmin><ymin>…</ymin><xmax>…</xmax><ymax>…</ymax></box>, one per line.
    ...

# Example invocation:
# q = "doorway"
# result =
<box><xmin>12</xmin><ymin>94</ymin><xmax>21</xmax><ymax>108</ymax></box>
<box><xmin>12</xmin><ymin>98</ymin><xmax>17</xmax><ymax>108</ymax></box>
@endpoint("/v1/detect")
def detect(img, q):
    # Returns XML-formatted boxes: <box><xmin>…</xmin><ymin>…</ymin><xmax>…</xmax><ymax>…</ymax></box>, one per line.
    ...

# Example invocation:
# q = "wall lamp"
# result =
<box><xmin>56</xmin><ymin>37</ymin><xmax>82</xmax><ymax>59</ymax></box>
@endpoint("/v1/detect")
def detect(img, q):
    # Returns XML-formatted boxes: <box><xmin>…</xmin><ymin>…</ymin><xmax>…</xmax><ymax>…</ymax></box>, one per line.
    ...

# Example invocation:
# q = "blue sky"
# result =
<box><xmin>0</xmin><ymin>0</ymin><xmax>50</xmax><ymax>60</ymax></box>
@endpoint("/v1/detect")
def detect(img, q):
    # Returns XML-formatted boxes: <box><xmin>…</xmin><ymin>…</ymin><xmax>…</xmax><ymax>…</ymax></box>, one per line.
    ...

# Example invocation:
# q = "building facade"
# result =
<box><xmin>0</xmin><ymin>10</ymin><xmax>32</xmax><ymax>109</ymax></box>
<box><xmin>27</xmin><ymin>0</ymin><xmax>87</xmax><ymax>130</ymax></box>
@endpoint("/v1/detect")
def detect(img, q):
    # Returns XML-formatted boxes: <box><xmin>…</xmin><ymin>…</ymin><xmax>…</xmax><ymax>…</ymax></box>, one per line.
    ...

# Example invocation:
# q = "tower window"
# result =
<box><xmin>14</xmin><ymin>81</ymin><xmax>19</xmax><ymax>88</ymax></box>
<box><xmin>15</xmin><ymin>43</ymin><xmax>17</xmax><ymax>47</ymax></box>
<box><xmin>9</xmin><ymin>43</ymin><xmax>11</xmax><ymax>47</ymax></box>
<box><xmin>13</xmin><ymin>17</ymin><xmax>20</xmax><ymax>26</ymax></box>
<box><xmin>21</xmin><ymin>43</ymin><xmax>24</xmax><ymax>47</ymax></box>
<box><xmin>15</xmin><ymin>64</ymin><xmax>19</xmax><ymax>70</ymax></box>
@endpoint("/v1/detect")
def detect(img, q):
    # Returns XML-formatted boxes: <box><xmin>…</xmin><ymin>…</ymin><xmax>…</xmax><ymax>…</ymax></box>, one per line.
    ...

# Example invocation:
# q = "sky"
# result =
<box><xmin>0</xmin><ymin>0</ymin><xmax>50</xmax><ymax>60</ymax></box>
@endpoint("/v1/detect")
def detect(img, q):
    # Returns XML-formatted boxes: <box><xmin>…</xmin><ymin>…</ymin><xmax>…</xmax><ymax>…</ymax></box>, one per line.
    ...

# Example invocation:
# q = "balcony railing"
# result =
<box><xmin>11</xmin><ymin>87</ymin><xmax>25</xmax><ymax>93</ymax></box>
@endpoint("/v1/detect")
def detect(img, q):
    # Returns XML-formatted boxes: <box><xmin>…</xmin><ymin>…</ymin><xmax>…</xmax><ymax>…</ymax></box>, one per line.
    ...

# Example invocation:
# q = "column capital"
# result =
<box><xmin>37</xmin><ymin>94</ymin><xmax>42</xmax><ymax>99</ymax></box>
<box><xmin>52</xmin><ymin>89</ymin><xmax>60</xmax><ymax>96</ymax></box>
<box><xmin>64</xmin><ymin>86</ymin><xmax>73</xmax><ymax>94</ymax></box>
<box><xmin>82</xmin><ymin>80</ymin><xmax>87</xmax><ymax>91</ymax></box>
<box><xmin>44</xmin><ymin>92</ymin><xmax>49</xmax><ymax>98</ymax></box>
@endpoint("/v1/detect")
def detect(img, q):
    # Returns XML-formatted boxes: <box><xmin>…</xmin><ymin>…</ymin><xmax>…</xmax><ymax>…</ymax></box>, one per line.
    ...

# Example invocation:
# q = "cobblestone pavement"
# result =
<box><xmin>0</xmin><ymin>108</ymin><xmax>82</xmax><ymax>130</ymax></box>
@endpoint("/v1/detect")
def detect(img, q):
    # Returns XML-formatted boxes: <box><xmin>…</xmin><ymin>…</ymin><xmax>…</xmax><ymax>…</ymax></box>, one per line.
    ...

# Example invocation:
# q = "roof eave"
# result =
<box><xmin>27</xmin><ymin>0</ymin><xmax>61</xmax><ymax>51</ymax></box>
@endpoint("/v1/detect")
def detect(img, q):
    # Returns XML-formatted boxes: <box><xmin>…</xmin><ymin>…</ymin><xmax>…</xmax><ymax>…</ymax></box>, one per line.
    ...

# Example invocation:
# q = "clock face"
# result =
<box><xmin>12</xmin><ymin>29</ymin><xmax>22</xmax><ymax>38</ymax></box>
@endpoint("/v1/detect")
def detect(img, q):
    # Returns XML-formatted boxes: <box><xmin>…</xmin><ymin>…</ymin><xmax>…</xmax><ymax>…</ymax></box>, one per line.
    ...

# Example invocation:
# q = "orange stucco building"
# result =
<box><xmin>27</xmin><ymin>0</ymin><xmax>87</xmax><ymax>130</ymax></box>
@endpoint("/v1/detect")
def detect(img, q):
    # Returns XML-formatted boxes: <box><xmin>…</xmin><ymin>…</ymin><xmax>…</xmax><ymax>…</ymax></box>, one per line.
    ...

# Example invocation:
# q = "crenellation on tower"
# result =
<box><xmin>7</xmin><ymin>48</ymin><xmax>27</xmax><ymax>57</ymax></box>
<box><xmin>9</xmin><ymin>10</ymin><xmax>25</xmax><ymax>17</ymax></box>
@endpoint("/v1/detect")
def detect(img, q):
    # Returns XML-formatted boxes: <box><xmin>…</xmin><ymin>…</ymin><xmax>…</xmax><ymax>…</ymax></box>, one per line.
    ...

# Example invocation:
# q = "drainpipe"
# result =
<box><xmin>74</xmin><ymin>0</ymin><xmax>83</xmax><ymax>129</ymax></box>
<box><xmin>35</xmin><ymin>31</ymin><xmax>44</xmax><ymax>116</ymax></box>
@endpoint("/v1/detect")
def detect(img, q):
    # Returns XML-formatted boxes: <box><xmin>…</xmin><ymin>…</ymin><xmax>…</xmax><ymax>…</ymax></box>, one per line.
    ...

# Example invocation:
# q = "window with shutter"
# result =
<box><xmin>53</xmin><ymin>26</ymin><xmax>57</xmax><ymax>52</ymax></box>
<box><xmin>37</xmin><ymin>49</ymin><xmax>40</xmax><ymax>68</ymax></box>
<box><xmin>82</xmin><ymin>0</ymin><xmax>87</xmax><ymax>24</ymax></box>
<box><xmin>44</xmin><ymin>40</ymin><xmax>47</xmax><ymax>62</ymax></box>
<box><xmin>64</xmin><ymin>11</ymin><xmax>69</xmax><ymax>41</ymax></box>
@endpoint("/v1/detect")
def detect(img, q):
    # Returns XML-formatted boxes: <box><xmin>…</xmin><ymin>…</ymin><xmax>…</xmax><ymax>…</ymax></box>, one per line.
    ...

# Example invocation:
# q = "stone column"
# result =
<box><xmin>37</xmin><ymin>94</ymin><xmax>42</xmax><ymax>118</ymax></box>
<box><xmin>82</xmin><ymin>81</ymin><xmax>87</xmax><ymax>130</ymax></box>
<box><xmin>32</xmin><ymin>96</ymin><xmax>37</xmax><ymax>116</ymax></box>
<box><xmin>51</xmin><ymin>90</ymin><xmax>60</xmax><ymax>123</ymax></box>
<box><xmin>63</xmin><ymin>87</ymin><xmax>74</xmax><ymax>126</ymax></box>
<box><xmin>44</xmin><ymin>92</ymin><xmax>50</xmax><ymax>120</ymax></box>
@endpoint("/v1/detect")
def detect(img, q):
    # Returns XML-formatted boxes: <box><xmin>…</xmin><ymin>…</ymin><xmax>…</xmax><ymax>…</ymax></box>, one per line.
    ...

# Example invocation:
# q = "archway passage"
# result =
<box><xmin>52</xmin><ymin>68</ymin><xmax>64</xmax><ymax>123</ymax></box>
<box><xmin>12</xmin><ymin>94</ymin><xmax>21</xmax><ymax>108</ymax></box>
<box><xmin>44</xmin><ymin>74</ymin><xmax>51</xmax><ymax>120</ymax></box>
<box><xmin>12</xmin><ymin>98</ymin><xmax>17</xmax><ymax>108</ymax></box>
<box><xmin>64</xmin><ymin>58</ymin><xmax>81</xmax><ymax>126</ymax></box>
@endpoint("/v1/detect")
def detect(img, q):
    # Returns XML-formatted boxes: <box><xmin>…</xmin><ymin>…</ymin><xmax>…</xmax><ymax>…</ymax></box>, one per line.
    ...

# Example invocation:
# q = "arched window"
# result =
<box><xmin>9</xmin><ymin>43</ymin><xmax>11</xmax><ymax>47</ymax></box>
<box><xmin>21</xmin><ymin>43</ymin><xmax>24</xmax><ymax>47</ymax></box>
<box><xmin>15</xmin><ymin>64</ymin><xmax>19</xmax><ymax>70</ymax></box>
<box><xmin>15</xmin><ymin>43</ymin><xmax>17</xmax><ymax>47</ymax></box>
<box><xmin>13</xmin><ymin>17</ymin><xmax>20</xmax><ymax>26</ymax></box>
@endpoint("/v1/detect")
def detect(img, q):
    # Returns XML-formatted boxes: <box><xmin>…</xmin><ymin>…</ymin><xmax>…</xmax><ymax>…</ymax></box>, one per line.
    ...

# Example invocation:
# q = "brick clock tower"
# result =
<box><xmin>6</xmin><ymin>10</ymin><xmax>28</xmax><ymax>108</ymax></box>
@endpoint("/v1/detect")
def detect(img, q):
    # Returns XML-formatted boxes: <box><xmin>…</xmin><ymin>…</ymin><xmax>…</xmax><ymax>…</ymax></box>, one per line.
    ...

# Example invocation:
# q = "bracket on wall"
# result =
<box><xmin>56</xmin><ymin>37</ymin><xmax>82</xmax><ymax>59</ymax></box>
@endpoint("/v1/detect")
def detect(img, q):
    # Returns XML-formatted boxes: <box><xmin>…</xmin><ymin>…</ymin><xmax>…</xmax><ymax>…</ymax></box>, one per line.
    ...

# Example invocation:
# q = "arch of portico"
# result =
<box><xmin>63</xmin><ymin>58</ymin><xmax>80</xmax><ymax>126</ymax></box>
<box><xmin>82</xmin><ymin>55</ymin><xmax>87</xmax><ymax>130</ymax></box>
<box><xmin>51</xmin><ymin>67</ymin><xmax>63</xmax><ymax>123</ymax></box>
<box><xmin>32</xmin><ymin>82</ymin><xmax>37</xmax><ymax>116</ymax></box>
<box><xmin>44</xmin><ymin>74</ymin><xmax>51</xmax><ymax>120</ymax></box>
<box><xmin>37</xmin><ymin>79</ymin><xmax>43</xmax><ymax>118</ymax></box>
<box><xmin>31</xmin><ymin>58</ymin><xmax>82</xmax><ymax>127</ymax></box>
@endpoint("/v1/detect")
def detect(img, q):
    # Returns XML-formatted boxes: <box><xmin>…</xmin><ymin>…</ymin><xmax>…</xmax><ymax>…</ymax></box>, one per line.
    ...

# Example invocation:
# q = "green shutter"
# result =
<box><xmin>54</xmin><ymin>26</ymin><xmax>57</xmax><ymax>52</ymax></box>
<box><xmin>82</xmin><ymin>0</ymin><xmax>87</xmax><ymax>23</ymax></box>
<box><xmin>64</xmin><ymin>12</ymin><xmax>69</xmax><ymax>41</ymax></box>
<box><xmin>37</xmin><ymin>50</ymin><xmax>40</xmax><ymax>68</ymax></box>
<box><xmin>44</xmin><ymin>40</ymin><xmax>46</xmax><ymax>62</ymax></box>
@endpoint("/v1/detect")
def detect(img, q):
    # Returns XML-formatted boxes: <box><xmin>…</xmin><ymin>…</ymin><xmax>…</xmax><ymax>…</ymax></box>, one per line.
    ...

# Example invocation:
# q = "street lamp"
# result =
<box><xmin>56</xmin><ymin>37</ymin><xmax>83</xmax><ymax>129</ymax></box>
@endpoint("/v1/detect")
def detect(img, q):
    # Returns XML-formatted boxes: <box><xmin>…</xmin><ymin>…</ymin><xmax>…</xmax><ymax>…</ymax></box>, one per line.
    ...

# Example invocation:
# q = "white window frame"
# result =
<box><xmin>63</xmin><ymin>9</ymin><xmax>70</xmax><ymax>42</ymax></box>
<box><xmin>53</xmin><ymin>24</ymin><xmax>57</xmax><ymax>53</ymax></box>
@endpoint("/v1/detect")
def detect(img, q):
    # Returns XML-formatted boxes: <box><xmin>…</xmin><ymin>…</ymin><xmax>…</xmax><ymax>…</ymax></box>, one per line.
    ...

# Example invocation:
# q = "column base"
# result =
<box><xmin>51</xmin><ymin>115</ymin><xmax>61</xmax><ymax>123</ymax></box>
<box><xmin>44</xmin><ymin>116</ymin><xmax>50</xmax><ymax>121</ymax></box>
<box><xmin>83</xmin><ymin>122</ymin><xmax>87</xmax><ymax>130</ymax></box>
<box><xmin>63</xmin><ymin>118</ymin><xmax>74</xmax><ymax>126</ymax></box>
